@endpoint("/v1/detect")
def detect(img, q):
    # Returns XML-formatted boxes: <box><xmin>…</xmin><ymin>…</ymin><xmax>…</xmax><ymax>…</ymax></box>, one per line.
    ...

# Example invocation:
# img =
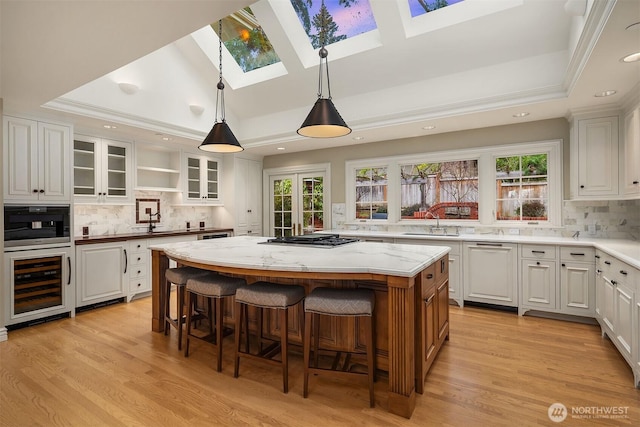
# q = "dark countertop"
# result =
<box><xmin>74</xmin><ymin>228</ymin><xmax>234</xmax><ymax>245</ymax></box>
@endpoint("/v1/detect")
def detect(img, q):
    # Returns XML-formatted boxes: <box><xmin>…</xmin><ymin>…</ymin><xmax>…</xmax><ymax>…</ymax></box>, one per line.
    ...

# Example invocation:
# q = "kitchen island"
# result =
<box><xmin>150</xmin><ymin>236</ymin><xmax>450</xmax><ymax>418</ymax></box>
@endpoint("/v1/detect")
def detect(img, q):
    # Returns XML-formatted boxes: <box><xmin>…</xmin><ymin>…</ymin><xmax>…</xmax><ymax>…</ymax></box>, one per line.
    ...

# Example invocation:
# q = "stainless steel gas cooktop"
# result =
<box><xmin>262</xmin><ymin>234</ymin><xmax>359</xmax><ymax>248</ymax></box>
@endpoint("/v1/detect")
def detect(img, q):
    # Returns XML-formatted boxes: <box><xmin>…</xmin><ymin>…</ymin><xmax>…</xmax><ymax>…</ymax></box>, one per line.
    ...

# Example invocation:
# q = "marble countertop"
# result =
<box><xmin>150</xmin><ymin>235</ymin><xmax>450</xmax><ymax>278</ymax></box>
<box><xmin>325</xmin><ymin>230</ymin><xmax>640</xmax><ymax>270</ymax></box>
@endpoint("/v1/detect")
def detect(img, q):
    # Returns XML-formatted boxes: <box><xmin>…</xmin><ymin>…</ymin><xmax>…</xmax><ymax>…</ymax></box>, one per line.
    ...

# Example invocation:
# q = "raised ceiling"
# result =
<box><xmin>1</xmin><ymin>0</ymin><xmax>639</xmax><ymax>156</ymax></box>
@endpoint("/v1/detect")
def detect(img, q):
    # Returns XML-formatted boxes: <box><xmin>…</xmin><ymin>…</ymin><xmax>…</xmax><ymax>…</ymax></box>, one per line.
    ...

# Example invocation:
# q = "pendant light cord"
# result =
<box><xmin>216</xmin><ymin>19</ymin><xmax>226</xmax><ymax>123</ymax></box>
<box><xmin>317</xmin><ymin>0</ymin><xmax>332</xmax><ymax>100</ymax></box>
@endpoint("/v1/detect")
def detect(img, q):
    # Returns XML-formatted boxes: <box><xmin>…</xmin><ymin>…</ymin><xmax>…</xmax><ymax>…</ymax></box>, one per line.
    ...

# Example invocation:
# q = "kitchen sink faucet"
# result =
<box><xmin>148</xmin><ymin>212</ymin><xmax>161</xmax><ymax>232</ymax></box>
<box><xmin>425</xmin><ymin>211</ymin><xmax>440</xmax><ymax>229</ymax></box>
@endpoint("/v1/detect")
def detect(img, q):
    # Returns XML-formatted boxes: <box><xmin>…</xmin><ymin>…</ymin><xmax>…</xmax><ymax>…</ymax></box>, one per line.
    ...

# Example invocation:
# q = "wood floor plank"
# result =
<box><xmin>1</xmin><ymin>296</ymin><xmax>638</xmax><ymax>426</ymax></box>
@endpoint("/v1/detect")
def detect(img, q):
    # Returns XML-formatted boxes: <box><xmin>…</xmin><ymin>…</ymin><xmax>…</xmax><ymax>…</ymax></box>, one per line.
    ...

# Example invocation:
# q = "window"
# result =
<box><xmin>292</xmin><ymin>0</ymin><xmax>377</xmax><ymax>49</ymax></box>
<box><xmin>400</xmin><ymin>160</ymin><xmax>478</xmax><ymax>220</ymax></box>
<box><xmin>495</xmin><ymin>153</ymin><xmax>548</xmax><ymax>221</ymax></box>
<box><xmin>346</xmin><ymin>140</ymin><xmax>561</xmax><ymax>226</ymax></box>
<box><xmin>355</xmin><ymin>167</ymin><xmax>388</xmax><ymax>219</ymax></box>
<box><xmin>408</xmin><ymin>0</ymin><xmax>465</xmax><ymax>18</ymax></box>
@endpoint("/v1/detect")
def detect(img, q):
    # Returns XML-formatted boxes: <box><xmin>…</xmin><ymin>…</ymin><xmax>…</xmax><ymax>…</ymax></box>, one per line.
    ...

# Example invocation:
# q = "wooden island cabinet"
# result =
<box><xmin>150</xmin><ymin>236</ymin><xmax>450</xmax><ymax>418</ymax></box>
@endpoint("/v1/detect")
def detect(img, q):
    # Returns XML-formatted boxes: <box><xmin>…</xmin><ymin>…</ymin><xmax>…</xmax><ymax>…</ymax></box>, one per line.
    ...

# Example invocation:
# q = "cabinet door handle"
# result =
<box><xmin>596</xmin><ymin>269</ymin><xmax>602</xmax><ymax>273</ymax></box>
<box><xmin>562</xmin><ymin>263</ymin><xmax>566</xmax><ymax>267</ymax></box>
<box><xmin>580</xmin><ymin>185</ymin><xmax>585</xmax><ymax>188</ymax></box>
<box><xmin>427</xmin><ymin>273</ymin><xmax>433</xmax><ymax>279</ymax></box>
<box><xmin>595</xmin><ymin>255</ymin><xmax>600</xmax><ymax>259</ymax></box>
<box><xmin>33</xmin><ymin>189</ymin><xmax>38</xmax><ymax>193</ymax></box>
<box><xmin>620</xmin><ymin>270</ymin><xmax>628</xmax><ymax>276</ymax></box>
<box><xmin>633</xmin><ymin>181</ymin><xmax>639</xmax><ymax>184</ymax></box>
<box><xmin>124</xmin><ymin>249</ymin><xmax>128</xmax><ymax>274</ymax></box>
<box><xmin>39</xmin><ymin>189</ymin><xmax>44</xmax><ymax>193</ymax></box>
<box><xmin>531</xmin><ymin>250</ymin><xmax>545</xmax><ymax>254</ymax></box>
<box><xmin>536</xmin><ymin>261</ymin><xmax>541</xmax><ymax>265</ymax></box>
<box><xmin>67</xmin><ymin>256</ymin><xmax>72</xmax><ymax>285</ymax></box>
<box><xmin>604</xmin><ymin>261</ymin><xmax>611</xmax><ymax>265</ymax></box>
<box><xmin>477</xmin><ymin>243</ymin><xmax>503</xmax><ymax>247</ymax></box>
<box><xmin>611</xmin><ymin>280</ymin><xmax>617</xmax><ymax>286</ymax></box>
<box><xmin>425</xmin><ymin>295</ymin><xmax>435</xmax><ymax>303</ymax></box>
<box><xmin>569</xmin><ymin>252</ymin><xmax>585</xmax><ymax>256</ymax></box>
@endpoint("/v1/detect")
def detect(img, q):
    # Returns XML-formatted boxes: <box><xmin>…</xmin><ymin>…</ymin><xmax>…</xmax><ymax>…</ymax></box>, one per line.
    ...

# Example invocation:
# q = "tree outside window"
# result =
<box><xmin>495</xmin><ymin>154</ymin><xmax>548</xmax><ymax>221</ymax></box>
<box><xmin>400</xmin><ymin>160</ymin><xmax>478</xmax><ymax>220</ymax></box>
<box><xmin>355</xmin><ymin>167</ymin><xmax>388</xmax><ymax>219</ymax></box>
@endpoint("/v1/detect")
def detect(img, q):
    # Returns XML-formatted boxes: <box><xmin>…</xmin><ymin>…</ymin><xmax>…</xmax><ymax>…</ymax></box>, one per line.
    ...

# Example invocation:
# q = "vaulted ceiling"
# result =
<box><xmin>1</xmin><ymin>0</ymin><xmax>639</xmax><ymax>156</ymax></box>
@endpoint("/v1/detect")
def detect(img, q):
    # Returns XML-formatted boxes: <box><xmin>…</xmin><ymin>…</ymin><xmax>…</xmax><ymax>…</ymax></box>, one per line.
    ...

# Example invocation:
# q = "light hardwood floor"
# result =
<box><xmin>1</xmin><ymin>297</ymin><xmax>638</xmax><ymax>426</ymax></box>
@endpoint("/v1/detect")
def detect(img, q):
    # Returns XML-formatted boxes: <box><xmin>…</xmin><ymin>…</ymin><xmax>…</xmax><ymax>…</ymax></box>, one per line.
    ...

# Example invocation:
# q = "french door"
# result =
<box><xmin>268</xmin><ymin>169</ymin><xmax>328</xmax><ymax>237</ymax></box>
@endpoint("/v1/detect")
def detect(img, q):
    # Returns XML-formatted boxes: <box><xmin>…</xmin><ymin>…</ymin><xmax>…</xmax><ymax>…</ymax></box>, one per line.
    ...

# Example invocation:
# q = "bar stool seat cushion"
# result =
<box><xmin>235</xmin><ymin>281</ymin><xmax>305</xmax><ymax>308</ymax></box>
<box><xmin>166</xmin><ymin>266</ymin><xmax>209</xmax><ymax>285</ymax></box>
<box><xmin>186</xmin><ymin>273</ymin><xmax>244</xmax><ymax>297</ymax></box>
<box><xmin>305</xmin><ymin>288</ymin><xmax>375</xmax><ymax>316</ymax></box>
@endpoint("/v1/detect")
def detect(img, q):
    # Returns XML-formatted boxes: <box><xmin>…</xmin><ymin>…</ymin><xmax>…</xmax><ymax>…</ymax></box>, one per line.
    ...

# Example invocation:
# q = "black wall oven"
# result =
<box><xmin>4</xmin><ymin>205</ymin><xmax>71</xmax><ymax>248</ymax></box>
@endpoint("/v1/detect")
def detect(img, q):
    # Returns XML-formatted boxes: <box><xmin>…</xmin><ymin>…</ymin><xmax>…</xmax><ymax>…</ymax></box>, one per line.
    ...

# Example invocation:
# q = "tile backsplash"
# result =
<box><xmin>332</xmin><ymin>200</ymin><xmax>640</xmax><ymax>240</ymax></box>
<box><xmin>73</xmin><ymin>191</ymin><xmax>224</xmax><ymax>236</ymax></box>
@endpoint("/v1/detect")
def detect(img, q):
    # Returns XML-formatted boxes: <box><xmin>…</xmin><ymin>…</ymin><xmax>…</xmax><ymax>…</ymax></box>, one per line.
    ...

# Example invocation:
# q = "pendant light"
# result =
<box><xmin>199</xmin><ymin>20</ymin><xmax>244</xmax><ymax>153</ymax></box>
<box><xmin>297</xmin><ymin>0</ymin><xmax>351</xmax><ymax>138</ymax></box>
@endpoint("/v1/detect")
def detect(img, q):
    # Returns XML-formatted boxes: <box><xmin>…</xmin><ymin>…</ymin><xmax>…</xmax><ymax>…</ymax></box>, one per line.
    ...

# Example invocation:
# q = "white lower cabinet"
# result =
<box><xmin>559</xmin><ymin>246</ymin><xmax>595</xmax><ymax>316</ymax></box>
<box><xmin>128</xmin><ymin>240</ymin><xmax>150</xmax><ymax>301</ymax></box>
<box><xmin>520</xmin><ymin>244</ymin><xmax>557</xmax><ymax>314</ymax></box>
<box><xmin>595</xmin><ymin>249</ymin><xmax>639</xmax><ymax>387</ymax></box>
<box><xmin>76</xmin><ymin>242</ymin><xmax>128</xmax><ymax>307</ymax></box>
<box><xmin>463</xmin><ymin>242</ymin><xmax>518</xmax><ymax>307</ymax></box>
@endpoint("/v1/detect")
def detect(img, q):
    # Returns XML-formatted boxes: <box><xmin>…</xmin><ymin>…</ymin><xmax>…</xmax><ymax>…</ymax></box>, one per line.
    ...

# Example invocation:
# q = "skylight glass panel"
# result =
<box><xmin>214</xmin><ymin>7</ymin><xmax>280</xmax><ymax>73</ymax></box>
<box><xmin>291</xmin><ymin>0</ymin><xmax>377</xmax><ymax>49</ymax></box>
<box><xmin>408</xmin><ymin>0</ymin><xmax>465</xmax><ymax>18</ymax></box>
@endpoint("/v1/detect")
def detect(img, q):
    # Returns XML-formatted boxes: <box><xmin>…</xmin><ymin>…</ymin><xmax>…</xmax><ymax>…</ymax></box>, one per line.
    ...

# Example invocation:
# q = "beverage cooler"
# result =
<box><xmin>4</xmin><ymin>246</ymin><xmax>75</xmax><ymax>327</ymax></box>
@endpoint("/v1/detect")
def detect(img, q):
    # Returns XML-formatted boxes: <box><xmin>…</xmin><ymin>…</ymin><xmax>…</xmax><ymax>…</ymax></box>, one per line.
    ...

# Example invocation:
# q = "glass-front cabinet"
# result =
<box><xmin>182</xmin><ymin>152</ymin><xmax>222</xmax><ymax>204</ymax></box>
<box><xmin>73</xmin><ymin>135</ymin><xmax>132</xmax><ymax>203</ymax></box>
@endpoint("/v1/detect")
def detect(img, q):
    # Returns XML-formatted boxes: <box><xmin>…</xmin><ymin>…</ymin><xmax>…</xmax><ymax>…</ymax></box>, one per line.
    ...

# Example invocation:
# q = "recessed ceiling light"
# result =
<box><xmin>594</xmin><ymin>90</ymin><xmax>617</xmax><ymax>97</ymax></box>
<box><xmin>161</xmin><ymin>136</ymin><xmax>171</xmax><ymax>141</ymax></box>
<box><xmin>103</xmin><ymin>124</ymin><xmax>117</xmax><ymax>129</ymax></box>
<box><xmin>352</xmin><ymin>136</ymin><xmax>365</xmax><ymax>140</ymax></box>
<box><xmin>513</xmin><ymin>112</ymin><xmax>530</xmax><ymax>118</ymax></box>
<box><xmin>276</xmin><ymin>147</ymin><xmax>285</xmax><ymax>150</ymax></box>
<box><xmin>422</xmin><ymin>125</ymin><xmax>436</xmax><ymax>130</ymax></box>
<box><xmin>621</xmin><ymin>52</ymin><xmax>640</xmax><ymax>63</ymax></box>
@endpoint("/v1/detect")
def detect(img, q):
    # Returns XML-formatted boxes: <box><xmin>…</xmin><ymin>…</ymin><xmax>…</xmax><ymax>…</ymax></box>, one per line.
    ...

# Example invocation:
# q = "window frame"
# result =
<box><xmin>345</xmin><ymin>140</ymin><xmax>562</xmax><ymax>227</ymax></box>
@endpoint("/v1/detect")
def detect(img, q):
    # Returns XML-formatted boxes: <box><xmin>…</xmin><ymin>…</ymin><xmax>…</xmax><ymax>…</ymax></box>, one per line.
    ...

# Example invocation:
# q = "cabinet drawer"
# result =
<box><xmin>130</xmin><ymin>252</ymin><xmax>148</xmax><ymax>266</ymax></box>
<box><xmin>130</xmin><ymin>278</ymin><xmax>150</xmax><ymax>293</ymax></box>
<box><xmin>560</xmin><ymin>246</ymin><xmax>595</xmax><ymax>262</ymax></box>
<box><xmin>521</xmin><ymin>244</ymin><xmax>556</xmax><ymax>260</ymax></box>
<box><xmin>129</xmin><ymin>265</ymin><xmax>147</xmax><ymax>279</ymax></box>
<box><xmin>130</xmin><ymin>240</ymin><xmax>148</xmax><ymax>252</ymax></box>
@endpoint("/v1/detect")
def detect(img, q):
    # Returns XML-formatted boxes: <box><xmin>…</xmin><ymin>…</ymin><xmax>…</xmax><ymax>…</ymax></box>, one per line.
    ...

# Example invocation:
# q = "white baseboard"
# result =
<box><xmin>0</xmin><ymin>327</ymin><xmax>8</xmax><ymax>342</ymax></box>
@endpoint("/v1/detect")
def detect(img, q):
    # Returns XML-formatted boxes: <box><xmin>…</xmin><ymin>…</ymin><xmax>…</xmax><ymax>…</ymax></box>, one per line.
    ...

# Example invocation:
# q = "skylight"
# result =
<box><xmin>291</xmin><ymin>0</ymin><xmax>378</xmax><ymax>48</ymax></box>
<box><xmin>215</xmin><ymin>7</ymin><xmax>281</xmax><ymax>73</ymax></box>
<box><xmin>408</xmin><ymin>0</ymin><xmax>465</xmax><ymax>18</ymax></box>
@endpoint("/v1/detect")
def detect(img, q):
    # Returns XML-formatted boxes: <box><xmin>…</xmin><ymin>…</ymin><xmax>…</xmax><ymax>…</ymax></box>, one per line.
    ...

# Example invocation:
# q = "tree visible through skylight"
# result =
<box><xmin>408</xmin><ymin>0</ymin><xmax>464</xmax><ymax>18</ymax></box>
<box><xmin>215</xmin><ymin>7</ymin><xmax>281</xmax><ymax>73</ymax></box>
<box><xmin>291</xmin><ymin>0</ymin><xmax>377</xmax><ymax>49</ymax></box>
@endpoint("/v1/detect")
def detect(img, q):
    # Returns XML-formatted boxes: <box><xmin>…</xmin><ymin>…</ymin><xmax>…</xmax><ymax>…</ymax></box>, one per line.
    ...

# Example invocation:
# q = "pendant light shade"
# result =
<box><xmin>200</xmin><ymin>121</ymin><xmax>243</xmax><ymax>153</ymax></box>
<box><xmin>298</xmin><ymin>98</ymin><xmax>351</xmax><ymax>138</ymax></box>
<box><xmin>199</xmin><ymin>20</ymin><xmax>243</xmax><ymax>153</ymax></box>
<box><xmin>297</xmin><ymin>0</ymin><xmax>351</xmax><ymax>138</ymax></box>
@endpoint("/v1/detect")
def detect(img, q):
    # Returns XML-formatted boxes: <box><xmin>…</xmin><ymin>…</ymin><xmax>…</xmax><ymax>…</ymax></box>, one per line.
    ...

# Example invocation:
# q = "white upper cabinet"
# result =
<box><xmin>182</xmin><ymin>151</ymin><xmax>222</xmax><ymax>205</ymax></box>
<box><xmin>3</xmin><ymin>116</ymin><xmax>71</xmax><ymax>203</ymax></box>
<box><xmin>73</xmin><ymin>135</ymin><xmax>133</xmax><ymax>204</ymax></box>
<box><xmin>573</xmin><ymin>115</ymin><xmax>619</xmax><ymax>199</ymax></box>
<box><xmin>622</xmin><ymin>107</ymin><xmax>640</xmax><ymax>197</ymax></box>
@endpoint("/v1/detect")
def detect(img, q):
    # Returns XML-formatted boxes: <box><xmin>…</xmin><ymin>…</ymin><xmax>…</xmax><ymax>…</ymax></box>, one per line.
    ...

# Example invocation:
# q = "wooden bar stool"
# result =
<box><xmin>164</xmin><ymin>266</ymin><xmax>209</xmax><ymax>350</ymax></box>
<box><xmin>303</xmin><ymin>287</ymin><xmax>376</xmax><ymax>407</ymax></box>
<box><xmin>233</xmin><ymin>281</ymin><xmax>305</xmax><ymax>393</ymax></box>
<box><xmin>184</xmin><ymin>273</ymin><xmax>246</xmax><ymax>372</ymax></box>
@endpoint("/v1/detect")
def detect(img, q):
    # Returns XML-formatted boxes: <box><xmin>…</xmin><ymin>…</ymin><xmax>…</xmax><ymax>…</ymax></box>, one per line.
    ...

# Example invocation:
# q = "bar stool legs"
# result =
<box><xmin>233</xmin><ymin>281</ymin><xmax>305</xmax><ymax>394</ymax></box>
<box><xmin>303</xmin><ymin>287</ymin><xmax>376</xmax><ymax>407</ymax></box>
